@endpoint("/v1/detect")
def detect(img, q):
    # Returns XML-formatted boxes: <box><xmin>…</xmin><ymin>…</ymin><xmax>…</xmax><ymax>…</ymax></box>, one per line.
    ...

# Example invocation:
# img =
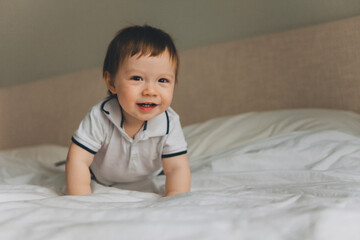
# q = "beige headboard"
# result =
<box><xmin>1</xmin><ymin>16</ymin><xmax>360</xmax><ymax>149</ymax></box>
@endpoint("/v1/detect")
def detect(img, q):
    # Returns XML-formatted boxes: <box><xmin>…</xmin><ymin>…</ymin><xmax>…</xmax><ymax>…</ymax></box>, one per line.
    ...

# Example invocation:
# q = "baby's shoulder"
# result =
<box><xmin>166</xmin><ymin>107</ymin><xmax>181</xmax><ymax>124</ymax></box>
<box><xmin>87</xmin><ymin>100</ymin><xmax>106</xmax><ymax>117</ymax></box>
<box><xmin>84</xmin><ymin>98</ymin><xmax>115</xmax><ymax>123</ymax></box>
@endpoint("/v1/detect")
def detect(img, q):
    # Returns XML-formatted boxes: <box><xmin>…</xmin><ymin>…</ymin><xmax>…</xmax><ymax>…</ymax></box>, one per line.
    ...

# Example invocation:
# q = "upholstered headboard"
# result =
<box><xmin>174</xmin><ymin>16</ymin><xmax>360</xmax><ymax>125</ymax></box>
<box><xmin>1</xmin><ymin>16</ymin><xmax>360</xmax><ymax>149</ymax></box>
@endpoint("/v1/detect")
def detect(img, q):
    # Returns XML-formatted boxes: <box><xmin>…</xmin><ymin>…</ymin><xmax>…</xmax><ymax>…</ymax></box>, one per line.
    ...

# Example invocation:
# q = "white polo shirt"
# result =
<box><xmin>72</xmin><ymin>97</ymin><xmax>187</xmax><ymax>186</ymax></box>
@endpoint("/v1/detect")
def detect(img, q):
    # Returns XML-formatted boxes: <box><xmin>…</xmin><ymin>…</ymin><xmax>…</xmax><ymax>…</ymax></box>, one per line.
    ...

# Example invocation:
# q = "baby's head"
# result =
<box><xmin>102</xmin><ymin>25</ymin><xmax>179</xmax><ymax>124</ymax></box>
<box><xmin>103</xmin><ymin>25</ymin><xmax>179</xmax><ymax>86</ymax></box>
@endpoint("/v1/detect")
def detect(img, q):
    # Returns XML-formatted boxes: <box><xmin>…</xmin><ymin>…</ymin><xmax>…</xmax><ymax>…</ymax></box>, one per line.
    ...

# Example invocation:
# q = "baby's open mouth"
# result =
<box><xmin>137</xmin><ymin>103</ymin><xmax>157</xmax><ymax>107</ymax></box>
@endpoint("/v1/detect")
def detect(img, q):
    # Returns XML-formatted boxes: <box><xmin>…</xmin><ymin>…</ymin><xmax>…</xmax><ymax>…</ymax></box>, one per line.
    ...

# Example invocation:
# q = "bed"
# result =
<box><xmin>1</xmin><ymin>16</ymin><xmax>360</xmax><ymax>239</ymax></box>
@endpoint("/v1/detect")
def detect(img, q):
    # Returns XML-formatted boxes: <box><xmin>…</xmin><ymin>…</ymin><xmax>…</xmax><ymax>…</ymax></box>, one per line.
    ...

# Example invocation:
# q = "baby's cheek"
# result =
<box><xmin>162</xmin><ymin>93</ymin><xmax>174</xmax><ymax>107</ymax></box>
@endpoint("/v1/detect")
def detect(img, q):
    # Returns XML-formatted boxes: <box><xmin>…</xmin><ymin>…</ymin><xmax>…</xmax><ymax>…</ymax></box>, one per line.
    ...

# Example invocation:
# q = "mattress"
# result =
<box><xmin>1</xmin><ymin>109</ymin><xmax>360</xmax><ymax>240</ymax></box>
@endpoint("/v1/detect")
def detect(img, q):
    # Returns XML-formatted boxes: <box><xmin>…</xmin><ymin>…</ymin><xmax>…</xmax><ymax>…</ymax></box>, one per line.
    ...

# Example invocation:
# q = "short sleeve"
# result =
<box><xmin>72</xmin><ymin>104</ymin><xmax>108</xmax><ymax>154</ymax></box>
<box><xmin>161</xmin><ymin>110</ymin><xmax>188</xmax><ymax>158</ymax></box>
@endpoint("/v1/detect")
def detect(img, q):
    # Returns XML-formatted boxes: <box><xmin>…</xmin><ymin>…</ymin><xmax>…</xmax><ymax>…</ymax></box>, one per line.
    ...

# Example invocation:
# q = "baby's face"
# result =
<box><xmin>108</xmin><ymin>51</ymin><xmax>176</xmax><ymax>125</ymax></box>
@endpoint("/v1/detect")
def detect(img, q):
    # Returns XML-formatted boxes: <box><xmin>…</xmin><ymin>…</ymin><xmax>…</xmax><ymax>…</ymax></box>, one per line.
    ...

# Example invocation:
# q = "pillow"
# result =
<box><xmin>2</xmin><ymin>109</ymin><xmax>360</xmax><ymax>163</ymax></box>
<box><xmin>183</xmin><ymin>109</ymin><xmax>360</xmax><ymax>158</ymax></box>
<box><xmin>0</xmin><ymin>144</ymin><xmax>68</xmax><ymax>170</ymax></box>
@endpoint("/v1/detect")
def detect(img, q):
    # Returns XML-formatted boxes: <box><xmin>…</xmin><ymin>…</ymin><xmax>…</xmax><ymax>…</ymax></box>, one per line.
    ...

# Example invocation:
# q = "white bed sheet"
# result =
<box><xmin>1</xmin><ymin>109</ymin><xmax>360</xmax><ymax>240</ymax></box>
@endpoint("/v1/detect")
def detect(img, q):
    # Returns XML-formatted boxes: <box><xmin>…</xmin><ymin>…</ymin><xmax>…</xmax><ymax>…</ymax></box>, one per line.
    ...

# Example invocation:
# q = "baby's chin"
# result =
<box><xmin>141</xmin><ymin>111</ymin><xmax>166</xmax><ymax>121</ymax></box>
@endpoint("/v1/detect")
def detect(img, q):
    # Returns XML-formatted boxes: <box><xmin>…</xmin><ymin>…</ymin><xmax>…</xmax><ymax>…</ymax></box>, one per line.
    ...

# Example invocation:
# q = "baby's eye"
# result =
<box><xmin>131</xmin><ymin>76</ymin><xmax>142</xmax><ymax>81</ymax></box>
<box><xmin>158</xmin><ymin>78</ymin><xmax>169</xmax><ymax>83</ymax></box>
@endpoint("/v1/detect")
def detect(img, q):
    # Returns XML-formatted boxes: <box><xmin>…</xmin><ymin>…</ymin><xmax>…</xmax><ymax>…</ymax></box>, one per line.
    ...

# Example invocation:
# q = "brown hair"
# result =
<box><xmin>103</xmin><ymin>25</ymin><xmax>179</xmax><ymax>83</ymax></box>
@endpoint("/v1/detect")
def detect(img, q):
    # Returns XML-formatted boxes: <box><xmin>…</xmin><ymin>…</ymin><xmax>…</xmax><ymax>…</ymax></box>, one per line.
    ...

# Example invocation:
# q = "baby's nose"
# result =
<box><xmin>142</xmin><ymin>83</ymin><xmax>158</xmax><ymax>96</ymax></box>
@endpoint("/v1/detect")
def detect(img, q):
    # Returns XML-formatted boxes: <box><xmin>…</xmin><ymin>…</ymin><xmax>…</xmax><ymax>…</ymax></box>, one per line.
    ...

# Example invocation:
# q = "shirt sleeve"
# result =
<box><xmin>161</xmin><ymin>110</ymin><xmax>188</xmax><ymax>158</ymax></box>
<box><xmin>72</xmin><ymin>104</ymin><xmax>107</xmax><ymax>154</ymax></box>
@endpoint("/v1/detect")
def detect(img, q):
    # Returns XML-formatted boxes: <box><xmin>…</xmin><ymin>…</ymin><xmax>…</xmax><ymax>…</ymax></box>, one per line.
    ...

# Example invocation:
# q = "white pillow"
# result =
<box><xmin>183</xmin><ymin>109</ymin><xmax>360</xmax><ymax>158</ymax></box>
<box><xmin>0</xmin><ymin>144</ymin><xmax>68</xmax><ymax>169</ymax></box>
<box><xmin>2</xmin><ymin>109</ymin><xmax>360</xmax><ymax>163</ymax></box>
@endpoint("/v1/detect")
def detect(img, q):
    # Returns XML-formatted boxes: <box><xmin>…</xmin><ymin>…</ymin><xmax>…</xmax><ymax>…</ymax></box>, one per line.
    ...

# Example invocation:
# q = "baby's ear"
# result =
<box><xmin>104</xmin><ymin>71</ymin><xmax>116</xmax><ymax>94</ymax></box>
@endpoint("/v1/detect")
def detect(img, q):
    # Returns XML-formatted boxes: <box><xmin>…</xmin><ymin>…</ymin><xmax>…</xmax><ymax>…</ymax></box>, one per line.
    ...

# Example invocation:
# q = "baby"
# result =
<box><xmin>66</xmin><ymin>25</ymin><xmax>191</xmax><ymax>197</ymax></box>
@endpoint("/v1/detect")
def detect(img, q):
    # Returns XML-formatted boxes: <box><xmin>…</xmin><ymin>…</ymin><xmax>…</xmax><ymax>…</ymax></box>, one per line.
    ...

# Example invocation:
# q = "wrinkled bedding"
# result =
<box><xmin>1</xmin><ymin>128</ymin><xmax>360</xmax><ymax>239</ymax></box>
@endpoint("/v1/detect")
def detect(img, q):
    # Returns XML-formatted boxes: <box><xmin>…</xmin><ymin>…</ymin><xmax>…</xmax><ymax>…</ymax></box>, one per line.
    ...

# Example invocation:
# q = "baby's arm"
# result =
<box><xmin>66</xmin><ymin>143</ymin><xmax>94</xmax><ymax>195</ymax></box>
<box><xmin>162</xmin><ymin>154</ymin><xmax>191</xmax><ymax>197</ymax></box>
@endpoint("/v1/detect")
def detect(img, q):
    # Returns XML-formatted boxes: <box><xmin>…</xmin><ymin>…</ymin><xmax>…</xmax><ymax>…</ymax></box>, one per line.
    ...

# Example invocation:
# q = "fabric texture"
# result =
<box><xmin>183</xmin><ymin>108</ymin><xmax>360</xmax><ymax>158</ymax></box>
<box><xmin>1</xmin><ymin>128</ymin><xmax>360</xmax><ymax>239</ymax></box>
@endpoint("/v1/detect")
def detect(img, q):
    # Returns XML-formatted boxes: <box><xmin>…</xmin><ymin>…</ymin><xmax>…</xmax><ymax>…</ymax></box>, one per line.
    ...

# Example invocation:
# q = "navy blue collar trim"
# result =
<box><xmin>143</xmin><ymin>121</ymin><xmax>148</xmax><ymax>131</ymax></box>
<box><xmin>165</xmin><ymin>110</ymin><xmax>170</xmax><ymax>134</ymax></box>
<box><xmin>120</xmin><ymin>106</ymin><xmax>124</xmax><ymax>128</ymax></box>
<box><xmin>101</xmin><ymin>95</ymin><xmax>117</xmax><ymax>115</ymax></box>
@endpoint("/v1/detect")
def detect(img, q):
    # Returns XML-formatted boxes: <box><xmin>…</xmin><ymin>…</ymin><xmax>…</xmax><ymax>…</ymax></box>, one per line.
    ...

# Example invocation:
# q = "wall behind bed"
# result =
<box><xmin>173</xmin><ymin>16</ymin><xmax>360</xmax><ymax>125</ymax></box>
<box><xmin>1</xmin><ymin>16</ymin><xmax>360</xmax><ymax>149</ymax></box>
<box><xmin>1</xmin><ymin>0</ymin><xmax>360</xmax><ymax>88</ymax></box>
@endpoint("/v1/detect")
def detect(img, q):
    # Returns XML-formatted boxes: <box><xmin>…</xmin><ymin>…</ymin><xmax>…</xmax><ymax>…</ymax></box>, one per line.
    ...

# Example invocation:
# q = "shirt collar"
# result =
<box><xmin>101</xmin><ymin>96</ymin><xmax>169</xmax><ymax>138</ymax></box>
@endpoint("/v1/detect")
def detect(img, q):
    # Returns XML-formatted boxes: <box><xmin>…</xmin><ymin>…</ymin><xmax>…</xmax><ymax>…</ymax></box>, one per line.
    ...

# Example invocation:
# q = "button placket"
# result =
<box><xmin>129</xmin><ymin>142</ymin><xmax>139</xmax><ymax>169</ymax></box>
